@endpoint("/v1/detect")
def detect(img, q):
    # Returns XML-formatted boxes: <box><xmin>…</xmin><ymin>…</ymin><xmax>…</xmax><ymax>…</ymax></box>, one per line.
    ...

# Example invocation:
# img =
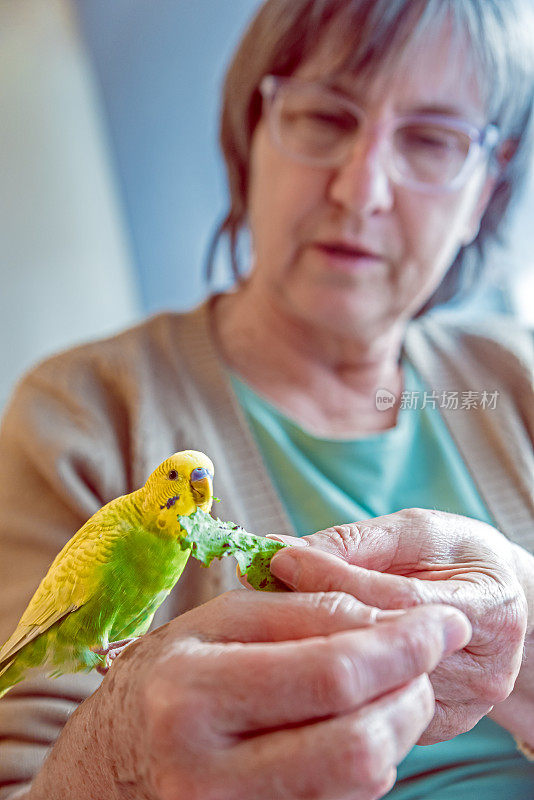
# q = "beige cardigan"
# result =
<box><xmin>0</xmin><ymin>301</ymin><xmax>532</xmax><ymax>796</ymax></box>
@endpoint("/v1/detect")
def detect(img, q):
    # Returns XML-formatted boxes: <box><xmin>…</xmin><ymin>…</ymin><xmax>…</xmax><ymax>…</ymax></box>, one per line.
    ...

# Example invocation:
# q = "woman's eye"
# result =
<box><xmin>283</xmin><ymin>99</ymin><xmax>357</xmax><ymax>133</ymax></box>
<box><xmin>297</xmin><ymin>109</ymin><xmax>356</xmax><ymax>133</ymax></box>
<box><xmin>399</xmin><ymin>126</ymin><xmax>464</xmax><ymax>153</ymax></box>
<box><xmin>308</xmin><ymin>111</ymin><xmax>354</xmax><ymax>128</ymax></box>
<box><xmin>412</xmin><ymin>135</ymin><xmax>449</xmax><ymax>149</ymax></box>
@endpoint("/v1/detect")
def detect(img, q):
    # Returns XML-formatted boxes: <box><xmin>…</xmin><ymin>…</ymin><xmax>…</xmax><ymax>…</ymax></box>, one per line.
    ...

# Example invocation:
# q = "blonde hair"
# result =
<box><xmin>207</xmin><ymin>0</ymin><xmax>534</xmax><ymax>310</ymax></box>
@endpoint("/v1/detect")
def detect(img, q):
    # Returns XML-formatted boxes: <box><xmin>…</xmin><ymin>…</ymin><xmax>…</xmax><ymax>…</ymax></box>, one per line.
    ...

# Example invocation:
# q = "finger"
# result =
<box><xmin>270</xmin><ymin>545</ymin><xmax>431</xmax><ymax>608</ymax></box>
<box><xmin>236</xmin><ymin>562</ymin><xmax>254</xmax><ymax>590</ymax></box>
<box><xmin>418</xmin><ymin>696</ymin><xmax>490</xmax><ymax>745</ymax></box>
<box><xmin>174</xmin><ymin>588</ymin><xmax>403</xmax><ymax>643</ymax></box>
<box><xmin>303</xmin><ymin>519</ymin><xmax>405</xmax><ymax>570</ymax></box>
<box><xmin>222</xmin><ymin>674</ymin><xmax>434</xmax><ymax>800</ymax></box>
<box><xmin>266</xmin><ymin>533</ymin><xmax>309</xmax><ymax>547</ymax></box>
<box><xmin>197</xmin><ymin>605</ymin><xmax>470</xmax><ymax>733</ymax></box>
<box><xmin>304</xmin><ymin>511</ymin><xmax>504</xmax><ymax>574</ymax></box>
<box><xmin>417</xmin><ymin>650</ymin><xmax>498</xmax><ymax>744</ymax></box>
<box><xmin>336</xmin><ymin>768</ymin><xmax>397</xmax><ymax>800</ymax></box>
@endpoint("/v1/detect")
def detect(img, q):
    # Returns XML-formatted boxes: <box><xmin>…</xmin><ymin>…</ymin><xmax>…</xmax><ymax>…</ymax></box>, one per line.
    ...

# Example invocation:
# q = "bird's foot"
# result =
<box><xmin>91</xmin><ymin>637</ymin><xmax>139</xmax><ymax>675</ymax></box>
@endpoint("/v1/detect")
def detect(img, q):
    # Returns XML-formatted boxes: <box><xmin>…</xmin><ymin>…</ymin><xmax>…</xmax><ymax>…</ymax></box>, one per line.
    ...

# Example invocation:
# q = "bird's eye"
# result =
<box><xmin>190</xmin><ymin>467</ymin><xmax>212</xmax><ymax>482</ymax></box>
<box><xmin>168</xmin><ymin>469</ymin><xmax>178</xmax><ymax>481</ymax></box>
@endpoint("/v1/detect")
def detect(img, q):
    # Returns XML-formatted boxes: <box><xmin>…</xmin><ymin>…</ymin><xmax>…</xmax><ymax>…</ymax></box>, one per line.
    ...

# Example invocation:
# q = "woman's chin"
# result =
<box><xmin>294</xmin><ymin>287</ymin><xmax>395</xmax><ymax>334</ymax></box>
<box><xmin>292</xmin><ymin>292</ymin><xmax>397</xmax><ymax>340</ymax></box>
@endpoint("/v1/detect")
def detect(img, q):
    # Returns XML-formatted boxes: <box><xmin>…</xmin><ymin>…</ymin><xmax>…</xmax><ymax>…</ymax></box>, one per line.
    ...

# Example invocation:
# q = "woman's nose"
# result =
<box><xmin>327</xmin><ymin>137</ymin><xmax>394</xmax><ymax>217</ymax></box>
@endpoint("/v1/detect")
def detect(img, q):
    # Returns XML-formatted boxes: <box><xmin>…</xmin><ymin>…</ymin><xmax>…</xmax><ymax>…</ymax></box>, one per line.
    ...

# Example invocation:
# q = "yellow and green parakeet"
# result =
<box><xmin>0</xmin><ymin>450</ymin><xmax>214</xmax><ymax>698</ymax></box>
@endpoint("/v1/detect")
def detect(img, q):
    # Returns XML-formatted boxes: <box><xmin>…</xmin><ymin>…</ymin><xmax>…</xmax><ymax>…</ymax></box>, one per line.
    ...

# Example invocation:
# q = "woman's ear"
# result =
<box><xmin>461</xmin><ymin>138</ymin><xmax>518</xmax><ymax>247</ymax></box>
<box><xmin>495</xmin><ymin>138</ymin><xmax>518</xmax><ymax>171</ymax></box>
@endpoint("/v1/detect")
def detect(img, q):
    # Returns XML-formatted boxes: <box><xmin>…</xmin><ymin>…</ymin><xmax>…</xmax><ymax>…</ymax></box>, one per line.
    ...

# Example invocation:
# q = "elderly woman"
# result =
<box><xmin>1</xmin><ymin>0</ymin><xmax>533</xmax><ymax>798</ymax></box>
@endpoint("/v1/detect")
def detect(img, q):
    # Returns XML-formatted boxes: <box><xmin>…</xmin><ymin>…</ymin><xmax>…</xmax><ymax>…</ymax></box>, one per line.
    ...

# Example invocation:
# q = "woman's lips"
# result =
<box><xmin>311</xmin><ymin>242</ymin><xmax>385</xmax><ymax>272</ymax></box>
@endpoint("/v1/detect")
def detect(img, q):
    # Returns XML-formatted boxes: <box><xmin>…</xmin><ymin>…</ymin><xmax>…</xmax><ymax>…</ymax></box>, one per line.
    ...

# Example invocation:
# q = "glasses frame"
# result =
<box><xmin>259</xmin><ymin>75</ymin><xmax>500</xmax><ymax>194</ymax></box>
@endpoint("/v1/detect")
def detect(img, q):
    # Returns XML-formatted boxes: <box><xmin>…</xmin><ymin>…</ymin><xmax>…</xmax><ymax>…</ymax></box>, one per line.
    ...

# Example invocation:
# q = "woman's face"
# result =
<box><xmin>246</xmin><ymin>26</ymin><xmax>496</xmax><ymax>343</ymax></box>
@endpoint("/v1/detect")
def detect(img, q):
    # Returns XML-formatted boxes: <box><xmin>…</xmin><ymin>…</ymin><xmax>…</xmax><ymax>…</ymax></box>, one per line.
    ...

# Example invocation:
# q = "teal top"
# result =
<box><xmin>229</xmin><ymin>361</ymin><xmax>534</xmax><ymax>798</ymax></box>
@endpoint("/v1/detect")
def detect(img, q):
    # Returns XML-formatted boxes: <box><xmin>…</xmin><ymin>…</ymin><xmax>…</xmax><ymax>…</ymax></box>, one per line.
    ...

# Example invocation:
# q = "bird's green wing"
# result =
<box><xmin>0</xmin><ymin>511</ymin><xmax>126</xmax><ymax>666</ymax></box>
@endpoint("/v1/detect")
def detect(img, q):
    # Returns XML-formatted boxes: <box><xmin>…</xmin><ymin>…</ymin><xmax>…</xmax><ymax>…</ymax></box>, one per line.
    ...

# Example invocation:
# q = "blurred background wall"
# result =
<box><xmin>0</xmin><ymin>0</ymin><xmax>140</xmax><ymax>409</ymax></box>
<box><xmin>1</xmin><ymin>0</ymin><xmax>533</xmax><ymax>411</ymax></box>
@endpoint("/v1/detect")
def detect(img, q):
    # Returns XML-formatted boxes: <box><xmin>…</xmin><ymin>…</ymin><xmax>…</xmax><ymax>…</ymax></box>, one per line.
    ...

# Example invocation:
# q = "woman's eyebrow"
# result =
<box><xmin>301</xmin><ymin>74</ymin><xmax>485</xmax><ymax>123</ymax></box>
<box><xmin>403</xmin><ymin>102</ymin><xmax>477</xmax><ymax>119</ymax></box>
<box><xmin>320</xmin><ymin>75</ymin><xmax>364</xmax><ymax>99</ymax></box>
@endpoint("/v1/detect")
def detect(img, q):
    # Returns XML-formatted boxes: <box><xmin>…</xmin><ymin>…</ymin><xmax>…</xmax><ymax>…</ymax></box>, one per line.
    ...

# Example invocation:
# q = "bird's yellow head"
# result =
<box><xmin>143</xmin><ymin>450</ymin><xmax>214</xmax><ymax>536</ymax></box>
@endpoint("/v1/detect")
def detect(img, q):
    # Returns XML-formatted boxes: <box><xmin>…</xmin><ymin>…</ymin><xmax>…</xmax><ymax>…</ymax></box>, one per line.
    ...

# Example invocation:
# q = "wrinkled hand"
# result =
<box><xmin>268</xmin><ymin>509</ymin><xmax>528</xmax><ymax>745</ymax></box>
<box><xmin>90</xmin><ymin>589</ymin><xmax>469</xmax><ymax>800</ymax></box>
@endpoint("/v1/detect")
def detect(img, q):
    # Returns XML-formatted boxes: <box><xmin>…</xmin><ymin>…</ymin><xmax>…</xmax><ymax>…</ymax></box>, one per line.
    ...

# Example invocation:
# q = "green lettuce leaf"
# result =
<box><xmin>177</xmin><ymin>508</ymin><xmax>289</xmax><ymax>592</ymax></box>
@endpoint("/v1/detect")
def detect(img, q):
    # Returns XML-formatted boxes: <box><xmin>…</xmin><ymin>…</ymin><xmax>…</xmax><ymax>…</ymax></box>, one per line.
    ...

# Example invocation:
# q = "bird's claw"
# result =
<box><xmin>91</xmin><ymin>637</ymin><xmax>139</xmax><ymax>674</ymax></box>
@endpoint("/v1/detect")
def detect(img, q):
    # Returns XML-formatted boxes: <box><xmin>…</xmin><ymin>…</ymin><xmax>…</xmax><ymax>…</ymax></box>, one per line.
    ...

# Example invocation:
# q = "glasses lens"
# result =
<box><xmin>393</xmin><ymin>123</ymin><xmax>473</xmax><ymax>186</ymax></box>
<box><xmin>273</xmin><ymin>85</ymin><xmax>359</xmax><ymax>164</ymax></box>
<box><xmin>266</xmin><ymin>79</ymin><xmax>482</xmax><ymax>189</ymax></box>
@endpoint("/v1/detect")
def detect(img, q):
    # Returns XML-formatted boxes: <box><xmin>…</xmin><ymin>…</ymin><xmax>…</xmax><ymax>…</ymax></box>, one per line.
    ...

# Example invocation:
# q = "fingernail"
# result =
<box><xmin>375</xmin><ymin>609</ymin><xmax>406</xmax><ymax>620</ymax></box>
<box><xmin>269</xmin><ymin>549</ymin><xmax>301</xmax><ymax>588</ymax></box>
<box><xmin>236</xmin><ymin>563</ymin><xmax>253</xmax><ymax>589</ymax></box>
<box><xmin>266</xmin><ymin>534</ymin><xmax>309</xmax><ymax>547</ymax></box>
<box><xmin>442</xmin><ymin>609</ymin><xmax>472</xmax><ymax>651</ymax></box>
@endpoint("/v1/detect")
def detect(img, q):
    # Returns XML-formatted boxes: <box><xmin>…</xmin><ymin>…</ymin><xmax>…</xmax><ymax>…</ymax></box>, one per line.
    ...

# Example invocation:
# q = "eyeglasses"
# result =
<box><xmin>259</xmin><ymin>75</ymin><xmax>500</xmax><ymax>194</ymax></box>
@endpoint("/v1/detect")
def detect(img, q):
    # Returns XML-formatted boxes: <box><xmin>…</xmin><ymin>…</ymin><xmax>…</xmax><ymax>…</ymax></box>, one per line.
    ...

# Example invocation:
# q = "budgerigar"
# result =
<box><xmin>0</xmin><ymin>450</ymin><xmax>214</xmax><ymax>698</ymax></box>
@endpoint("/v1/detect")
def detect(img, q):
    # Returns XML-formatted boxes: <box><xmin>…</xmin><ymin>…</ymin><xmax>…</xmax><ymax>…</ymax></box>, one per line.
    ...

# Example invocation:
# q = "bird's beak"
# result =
<box><xmin>190</xmin><ymin>474</ymin><xmax>213</xmax><ymax>511</ymax></box>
